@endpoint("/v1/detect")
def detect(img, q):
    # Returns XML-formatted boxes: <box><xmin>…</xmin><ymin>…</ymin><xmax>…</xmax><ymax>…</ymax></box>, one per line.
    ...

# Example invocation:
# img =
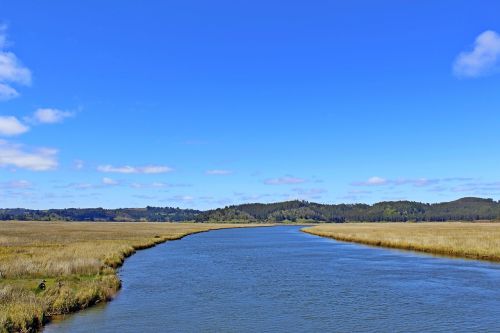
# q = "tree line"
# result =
<box><xmin>1</xmin><ymin>197</ymin><xmax>499</xmax><ymax>222</ymax></box>
<box><xmin>195</xmin><ymin>197</ymin><xmax>500</xmax><ymax>222</ymax></box>
<box><xmin>0</xmin><ymin>206</ymin><xmax>200</xmax><ymax>222</ymax></box>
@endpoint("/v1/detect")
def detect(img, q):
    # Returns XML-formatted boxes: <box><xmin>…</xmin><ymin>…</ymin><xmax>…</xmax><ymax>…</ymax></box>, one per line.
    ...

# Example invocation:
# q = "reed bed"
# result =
<box><xmin>0</xmin><ymin>222</ymin><xmax>253</xmax><ymax>332</ymax></box>
<box><xmin>302</xmin><ymin>222</ymin><xmax>500</xmax><ymax>262</ymax></box>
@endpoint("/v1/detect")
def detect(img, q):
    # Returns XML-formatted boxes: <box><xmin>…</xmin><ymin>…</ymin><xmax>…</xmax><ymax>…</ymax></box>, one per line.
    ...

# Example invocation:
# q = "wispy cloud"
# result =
<box><xmin>288</xmin><ymin>187</ymin><xmax>327</xmax><ymax>200</ymax></box>
<box><xmin>102</xmin><ymin>177</ymin><xmax>119</xmax><ymax>186</ymax></box>
<box><xmin>168</xmin><ymin>195</ymin><xmax>195</xmax><ymax>202</ymax></box>
<box><xmin>348</xmin><ymin>189</ymin><xmax>372</xmax><ymax>194</ymax></box>
<box><xmin>206</xmin><ymin>169</ymin><xmax>232</xmax><ymax>175</ymax></box>
<box><xmin>350</xmin><ymin>176</ymin><xmax>500</xmax><ymax>196</ymax></box>
<box><xmin>0</xmin><ymin>109</ymin><xmax>74</xmax><ymax>137</ymax></box>
<box><xmin>264</xmin><ymin>176</ymin><xmax>306</xmax><ymax>185</ymax></box>
<box><xmin>97</xmin><ymin>164</ymin><xmax>174</xmax><ymax>174</ymax></box>
<box><xmin>0</xmin><ymin>25</ymin><xmax>31</xmax><ymax>100</ymax></box>
<box><xmin>441</xmin><ymin>177</ymin><xmax>475</xmax><ymax>182</ymax></box>
<box><xmin>130</xmin><ymin>182</ymin><xmax>175</xmax><ymax>189</ymax></box>
<box><xmin>0</xmin><ymin>179</ymin><xmax>32</xmax><ymax>189</ymax></box>
<box><xmin>63</xmin><ymin>182</ymin><xmax>94</xmax><ymax>190</ymax></box>
<box><xmin>453</xmin><ymin>30</ymin><xmax>500</xmax><ymax>78</ymax></box>
<box><xmin>59</xmin><ymin>178</ymin><xmax>120</xmax><ymax>190</ymax></box>
<box><xmin>0</xmin><ymin>25</ymin><xmax>6</xmax><ymax>49</ymax></box>
<box><xmin>392</xmin><ymin>178</ymin><xmax>440</xmax><ymax>187</ymax></box>
<box><xmin>0</xmin><ymin>116</ymin><xmax>29</xmax><ymax>136</ymax></box>
<box><xmin>451</xmin><ymin>181</ymin><xmax>500</xmax><ymax>194</ymax></box>
<box><xmin>0</xmin><ymin>140</ymin><xmax>58</xmax><ymax>171</ymax></box>
<box><xmin>133</xmin><ymin>194</ymin><xmax>159</xmax><ymax>200</ymax></box>
<box><xmin>73</xmin><ymin>160</ymin><xmax>85</xmax><ymax>170</ymax></box>
<box><xmin>30</xmin><ymin>108</ymin><xmax>75</xmax><ymax>124</ymax></box>
<box><xmin>352</xmin><ymin>176</ymin><xmax>444</xmax><ymax>187</ymax></box>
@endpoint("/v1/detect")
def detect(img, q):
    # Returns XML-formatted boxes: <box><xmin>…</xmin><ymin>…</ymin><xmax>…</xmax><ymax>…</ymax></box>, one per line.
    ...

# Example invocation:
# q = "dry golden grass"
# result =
<box><xmin>0</xmin><ymin>222</ymin><xmax>257</xmax><ymax>333</ymax></box>
<box><xmin>303</xmin><ymin>222</ymin><xmax>500</xmax><ymax>262</ymax></box>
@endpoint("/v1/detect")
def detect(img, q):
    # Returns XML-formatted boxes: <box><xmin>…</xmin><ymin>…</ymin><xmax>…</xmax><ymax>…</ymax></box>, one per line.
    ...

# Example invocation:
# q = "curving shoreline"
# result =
<box><xmin>302</xmin><ymin>222</ymin><xmax>500</xmax><ymax>262</ymax></box>
<box><xmin>0</xmin><ymin>222</ymin><xmax>267</xmax><ymax>333</ymax></box>
<box><xmin>43</xmin><ymin>225</ymin><xmax>500</xmax><ymax>333</ymax></box>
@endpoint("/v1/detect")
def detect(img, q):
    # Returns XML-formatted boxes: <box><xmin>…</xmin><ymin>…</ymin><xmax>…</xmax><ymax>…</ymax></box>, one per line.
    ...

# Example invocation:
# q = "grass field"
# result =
<box><xmin>0</xmin><ymin>222</ymin><xmax>255</xmax><ymax>333</ymax></box>
<box><xmin>302</xmin><ymin>222</ymin><xmax>500</xmax><ymax>262</ymax></box>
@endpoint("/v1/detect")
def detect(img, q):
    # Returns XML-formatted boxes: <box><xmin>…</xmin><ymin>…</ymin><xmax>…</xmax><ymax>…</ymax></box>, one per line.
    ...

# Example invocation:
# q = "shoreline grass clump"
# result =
<box><xmin>0</xmin><ymin>221</ymin><xmax>254</xmax><ymax>332</ymax></box>
<box><xmin>302</xmin><ymin>222</ymin><xmax>500</xmax><ymax>262</ymax></box>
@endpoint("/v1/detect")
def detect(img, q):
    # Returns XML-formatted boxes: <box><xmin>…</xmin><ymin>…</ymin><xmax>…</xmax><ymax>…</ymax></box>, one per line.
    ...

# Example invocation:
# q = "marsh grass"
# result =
<box><xmin>303</xmin><ymin>222</ymin><xmax>500</xmax><ymax>262</ymax></box>
<box><xmin>0</xmin><ymin>222</ymin><xmax>252</xmax><ymax>332</ymax></box>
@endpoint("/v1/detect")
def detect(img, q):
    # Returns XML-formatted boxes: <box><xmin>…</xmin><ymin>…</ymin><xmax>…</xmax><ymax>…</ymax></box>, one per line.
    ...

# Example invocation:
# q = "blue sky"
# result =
<box><xmin>1</xmin><ymin>1</ymin><xmax>499</xmax><ymax>209</ymax></box>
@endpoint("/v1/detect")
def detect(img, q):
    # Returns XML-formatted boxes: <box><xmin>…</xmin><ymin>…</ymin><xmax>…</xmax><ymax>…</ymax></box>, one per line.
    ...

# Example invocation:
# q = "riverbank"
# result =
<box><xmin>302</xmin><ymin>222</ymin><xmax>500</xmax><ymax>262</ymax></box>
<box><xmin>0</xmin><ymin>222</ymin><xmax>262</xmax><ymax>332</ymax></box>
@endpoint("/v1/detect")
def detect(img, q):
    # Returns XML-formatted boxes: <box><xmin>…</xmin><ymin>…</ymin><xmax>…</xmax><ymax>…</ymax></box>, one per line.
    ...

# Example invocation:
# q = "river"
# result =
<box><xmin>44</xmin><ymin>226</ymin><xmax>500</xmax><ymax>332</ymax></box>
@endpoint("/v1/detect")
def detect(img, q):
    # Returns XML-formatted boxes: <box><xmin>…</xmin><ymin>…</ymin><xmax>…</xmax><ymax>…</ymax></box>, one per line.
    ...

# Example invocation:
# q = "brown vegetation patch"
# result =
<box><xmin>302</xmin><ymin>222</ymin><xmax>500</xmax><ymax>262</ymax></box>
<box><xmin>0</xmin><ymin>222</ymin><xmax>255</xmax><ymax>332</ymax></box>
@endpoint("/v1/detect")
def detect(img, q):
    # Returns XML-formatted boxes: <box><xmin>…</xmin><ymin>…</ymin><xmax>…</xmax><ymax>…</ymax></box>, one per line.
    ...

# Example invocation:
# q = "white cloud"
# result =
<box><xmin>206</xmin><ymin>169</ymin><xmax>232</xmax><ymax>175</ymax></box>
<box><xmin>0</xmin><ymin>52</ymin><xmax>31</xmax><ymax>85</ymax></box>
<box><xmin>140</xmin><ymin>165</ymin><xmax>174</xmax><ymax>174</ymax></box>
<box><xmin>0</xmin><ymin>140</ymin><xmax>58</xmax><ymax>171</ymax></box>
<box><xmin>98</xmin><ymin>165</ymin><xmax>136</xmax><ymax>174</ymax></box>
<box><xmin>0</xmin><ymin>83</ymin><xmax>19</xmax><ymax>100</ymax></box>
<box><xmin>352</xmin><ymin>176</ymin><xmax>388</xmax><ymax>186</ymax></box>
<box><xmin>264</xmin><ymin>176</ymin><xmax>306</xmax><ymax>185</ymax></box>
<box><xmin>0</xmin><ymin>27</ymin><xmax>31</xmax><ymax>100</ymax></box>
<box><xmin>102</xmin><ymin>177</ymin><xmax>118</xmax><ymax>185</ymax></box>
<box><xmin>32</xmin><ymin>108</ymin><xmax>74</xmax><ymax>124</ymax></box>
<box><xmin>366</xmin><ymin>176</ymin><xmax>387</xmax><ymax>185</ymax></box>
<box><xmin>453</xmin><ymin>30</ymin><xmax>500</xmax><ymax>78</ymax></box>
<box><xmin>0</xmin><ymin>116</ymin><xmax>29</xmax><ymax>136</ymax></box>
<box><xmin>97</xmin><ymin>164</ymin><xmax>174</xmax><ymax>174</ymax></box>
<box><xmin>132</xmin><ymin>182</ymin><xmax>166</xmax><ymax>188</ymax></box>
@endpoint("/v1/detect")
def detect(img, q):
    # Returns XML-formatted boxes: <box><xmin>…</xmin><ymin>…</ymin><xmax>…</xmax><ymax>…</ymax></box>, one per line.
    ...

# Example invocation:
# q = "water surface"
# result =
<box><xmin>45</xmin><ymin>226</ymin><xmax>500</xmax><ymax>332</ymax></box>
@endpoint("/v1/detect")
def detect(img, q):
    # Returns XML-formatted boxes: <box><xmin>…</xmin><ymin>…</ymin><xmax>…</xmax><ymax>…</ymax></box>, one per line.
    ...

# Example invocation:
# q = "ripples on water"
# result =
<box><xmin>45</xmin><ymin>226</ymin><xmax>500</xmax><ymax>333</ymax></box>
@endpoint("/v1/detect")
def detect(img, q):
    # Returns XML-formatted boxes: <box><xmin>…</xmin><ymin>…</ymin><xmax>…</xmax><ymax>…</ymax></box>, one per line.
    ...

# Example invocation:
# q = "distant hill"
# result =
<box><xmin>195</xmin><ymin>197</ymin><xmax>500</xmax><ymax>223</ymax></box>
<box><xmin>1</xmin><ymin>197</ymin><xmax>499</xmax><ymax>222</ymax></box>
<box><xmin>0</xmin><ymin>206</ymin><xmax>201</xmax><ymax>222</ymax></box>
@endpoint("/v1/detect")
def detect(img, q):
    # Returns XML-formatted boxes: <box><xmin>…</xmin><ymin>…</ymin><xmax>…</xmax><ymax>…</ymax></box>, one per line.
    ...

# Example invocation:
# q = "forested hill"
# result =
<box><xmin>0</xmin><ymin>197</ymin><xmax>499</xmax><ymax>222</ymax></box>
<box><xmin>0</xmin><ymin>206</ymin><xmax>201</xmax><ymax>222</ymax></box>
<box><xmin>195</xmin><ymin>197</ymin><xmax>500</xmax><ymax>223</ymax></box>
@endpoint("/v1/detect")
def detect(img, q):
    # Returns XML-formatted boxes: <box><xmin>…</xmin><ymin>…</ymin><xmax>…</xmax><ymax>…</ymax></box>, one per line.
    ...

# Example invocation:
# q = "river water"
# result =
<box><xmin>44</xmin><ymin>226</ymin><xmax>500</xmax><ymax>332</ymax></box>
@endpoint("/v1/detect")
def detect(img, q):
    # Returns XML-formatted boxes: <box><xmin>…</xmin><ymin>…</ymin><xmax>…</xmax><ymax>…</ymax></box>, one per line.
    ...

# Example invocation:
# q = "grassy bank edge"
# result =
<box><xmin>301</xmin><ymin>225</ymin><xmax>500</xmax><ymax>262</ymax></box>
<box><xmin>2</xmin><ymin>223</ymin><xmax>269</xmax><ymax>333</ymax></box>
